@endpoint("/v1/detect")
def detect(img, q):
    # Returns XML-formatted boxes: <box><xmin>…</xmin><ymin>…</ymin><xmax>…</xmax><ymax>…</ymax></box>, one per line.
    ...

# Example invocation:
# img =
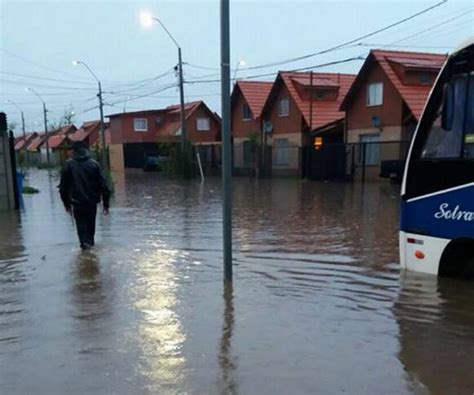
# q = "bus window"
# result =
<box><xmin>421</xmin><ymin>73</ymin><xmax>473</xmax><ymax>159</ymax></box>
<box><xmin>463</xmin><ymin>73</ymin><xmax>474</xmax><ymax>158</ymax></box>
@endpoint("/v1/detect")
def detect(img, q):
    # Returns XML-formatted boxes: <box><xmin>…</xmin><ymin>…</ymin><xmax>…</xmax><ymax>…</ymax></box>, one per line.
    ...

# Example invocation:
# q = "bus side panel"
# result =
<box><xmin>400</xmin><ymin>183</ymin><xmax>474</xmax><ymax>240</ymax></box>
<box><xmin>400</xmin><ymin>231</ymin><xmax>450</xmax><ymax>275</ymax></box>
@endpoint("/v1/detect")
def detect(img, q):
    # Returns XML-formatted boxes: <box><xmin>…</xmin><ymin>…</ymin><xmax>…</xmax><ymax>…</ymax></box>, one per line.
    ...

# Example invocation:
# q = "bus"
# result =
<box><xmin>400</xmin><ymin>39</ymin><xmax>474</xmax><ymax>277</ymax></box>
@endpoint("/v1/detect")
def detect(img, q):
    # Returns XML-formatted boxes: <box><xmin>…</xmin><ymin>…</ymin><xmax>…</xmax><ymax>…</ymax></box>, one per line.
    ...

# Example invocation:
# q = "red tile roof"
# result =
<box><xmin>69</xmin><ymin>120</ymin><xmax>101</xmax><ymax>143</ymax></box>
<box><xmin>27</xmin><ymin>134</ymin><xmax>47</xmax><ymax>151</ymax></box>
<box><xmin>48</xmin><ymin>134</ymin><xmax>70</xmax><ymax>149</ymax></box>
<box><xmin>273</xmin><ymin>72</ymin><xmax>356</xmax><ymax>130</ymax></box>
<box><xmin>233</xmin><ymin>81</ymin><xmax>273</xmax><ymax>119</ymax></box>
<box><xmin>51</xmin><ymin>124</ymin><xmax>77</xmax><ymax>136</ymax></box>
<box><xmin>341</xmin><ymin>49</ymin><xmax>447</xmax><ymax>120</ymax></box>
<box><xmin>107</xmin><ymin>101</ymin><xmax>203</xmax><ymax>119</ymax></box>
<box><xmin>14</xmin><ymin>132</ymin><xmax>37</xmax><ymax>151</ymax></box>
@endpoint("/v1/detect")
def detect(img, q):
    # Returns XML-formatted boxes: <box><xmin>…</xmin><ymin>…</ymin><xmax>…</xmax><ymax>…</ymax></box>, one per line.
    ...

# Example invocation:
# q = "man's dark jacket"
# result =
<box><xmin>59</xmin><ymin>148</ymin><xmax>110</xmax><ymax>209</ymax></box>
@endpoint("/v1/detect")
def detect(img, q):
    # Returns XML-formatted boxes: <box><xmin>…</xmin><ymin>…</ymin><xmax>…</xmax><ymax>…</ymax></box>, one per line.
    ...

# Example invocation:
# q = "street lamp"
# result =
<box><xmin>233</xmin><ymin>59</ymin><xmax>246</xmax><ymax>82</ymax></box>
<box><xmin>73</xmin><ymin>60</ymin><xmax>108</xmax><ymax>172</ymax></box>
<box><xmin>139</xmin><ymin>11</ymin><xmax>187</xmax><ymax>160</ymax></box>
<box><xmin>5</xmin><ymin>99</ymin><xmax>29</xmax><ymax>168</ymax></box>
<box><xmin>26</xmin><ymin>87</ymin><xmax>50</xmax><ymax>165</ymax></box>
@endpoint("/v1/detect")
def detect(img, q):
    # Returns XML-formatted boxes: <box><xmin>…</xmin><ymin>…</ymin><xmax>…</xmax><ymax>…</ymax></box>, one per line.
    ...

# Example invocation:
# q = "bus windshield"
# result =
<box><xmin>421</xmin><ymin>71</ymin><xmax>474</xmax><ymax>160</ymax></box>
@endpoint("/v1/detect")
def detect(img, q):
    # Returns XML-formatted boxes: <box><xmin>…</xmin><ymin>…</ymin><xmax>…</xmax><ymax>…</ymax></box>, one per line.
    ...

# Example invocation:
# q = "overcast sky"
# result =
<box><xmin>1</xmin><ymin>0</ymin><xmax>473</xmax><ymax>134</ymax></box>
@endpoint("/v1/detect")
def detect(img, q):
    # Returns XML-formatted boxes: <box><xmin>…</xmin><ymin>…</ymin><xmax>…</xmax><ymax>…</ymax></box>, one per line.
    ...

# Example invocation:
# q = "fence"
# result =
<box><xmin>305</xmin><ymin>140</ymin><xmax>410</xmax><ymax>182</ymax></box>
<box><xmin>233</xmin><ymin>141</ymin><xmax>302</xmax><ymax>177</ymax></box>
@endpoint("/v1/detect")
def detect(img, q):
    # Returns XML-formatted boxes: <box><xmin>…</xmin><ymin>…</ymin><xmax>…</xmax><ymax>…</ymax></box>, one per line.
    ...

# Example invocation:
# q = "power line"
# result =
<box><xmin>185</xmin><ymin>0</ymin><xmax>447</xmax><ymax>74</ymax></box>
<box><xmin>0</xmin><ymin>71</ymin><xmax>97</xmax><ymax>85</ymax></box>
<box><xmin>383</xmin><ymin>9</ymin><xmax>473</xmax><ymax>48</ymax></box>
<box><xmin>0</xmin><ymin>47</ymin><xmax>93</xmax><ymax>81</ymax></box>
<box><xmin>185</xmin><ymin>56</ymin><xmax>364</xmax><ymax>84</ymax></box>
<box><xmin>1</xmin><ymin>78</ymin><xmax>98</xmax><ymax>91</ymax></box>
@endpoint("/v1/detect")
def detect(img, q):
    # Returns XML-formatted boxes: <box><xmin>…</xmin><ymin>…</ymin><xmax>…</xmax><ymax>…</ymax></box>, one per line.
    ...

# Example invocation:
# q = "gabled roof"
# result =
<box><xmin>232</xmin><ymin>81</ymin><xmax>273</xmax><ymax>119</ymax></box>
<box><xmin>263</xmin><ymin>72</ymin><xmax>356</xmax><ymax>130</ymax></box>
<box><xmin>14</xmin><ymin>132</ymin><xmax>37</xmax><ymax>151</ymax></box>
<box><xmin>48</xmin><ymin>134</ymin><xmax>70</xmax><ymax>149</ymax></box>
<box><xmin>51</xmin><ymin>124</ymin><xmax>77</xmax><ymax>136</ymax></box>
<box><xmin>69</xmin><ymin>120</ymin><xmax>102</xmax><ymax>143</ymax></box>
<box><xmin>107</xmin><ymin>101</ymin><xmax>203</xmax><ymax>119</ymax></box>
<box><xmin>340</xmin><ymin>49</ymin><xmax>447</xmax><ymax>120</ymax></box>
<box><xmin>27</xmin><ymin>134</ymin><xmax>47</xmax><ymax>151</ymax></box>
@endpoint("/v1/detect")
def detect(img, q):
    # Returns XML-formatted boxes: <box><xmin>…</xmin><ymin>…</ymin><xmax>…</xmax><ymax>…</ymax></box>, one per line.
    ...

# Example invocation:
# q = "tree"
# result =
<box><xmin>49</xmin><ymin>106</ymin><xmax>75</xmax><ymax>131</ymax></box>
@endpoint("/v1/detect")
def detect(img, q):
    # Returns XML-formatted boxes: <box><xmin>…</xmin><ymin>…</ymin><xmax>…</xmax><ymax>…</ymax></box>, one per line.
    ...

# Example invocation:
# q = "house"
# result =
<box><xmin>340</xmin><ymin>49</ymin><xmax>447</xmax><ymax>180</ymax></box>
<box><xmin>231</xmin><ymin>81</ymin><xmax>273</xmax><ymax>175</ymax></box>
<box><xmin>69</xmin><ymin>120</ymin><xmax>103</xmax><ymax>147</ymax></box>
<box><xmin>14</xmin><ymin>132</ymin><xmax>38</xmax><ymax>152</ymax></box>
<box><xmin>260</xmin><ymin>71</ymin><xmax>356</xmax><ymax>176</ymax></box>
<box><xmin>107</xmin><ymin>101</ymin><xmax>221</xmax><ymax>170</ymax></box>
<box><xmin>27</xmin><ymin>124</ymin><xmax>77</xmax><ymax>165</ymax></box>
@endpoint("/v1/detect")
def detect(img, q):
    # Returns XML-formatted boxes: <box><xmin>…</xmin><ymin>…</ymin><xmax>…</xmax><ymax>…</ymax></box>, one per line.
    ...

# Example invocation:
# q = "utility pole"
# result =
<box><xmin>178</xmin><ymin>47</ymin><xmax>187</xmax><ymax>157</ymax></box>
<box><xmin>139</xmin><ymin>13</ymin><xmax>187</xmax><ymax>175</ymax></box>
<box><xmin>42</xmin><ymin>102</ymin><xmax>50</xmax><ymax>165</ymax></box>
<box><xmin>5</xmin><ymin>99</ymin><xmax>29</xmax><ymax>168</ymax></box>
<box><xmin>221</xmin><ymin>0</ymin><xmax>232</xmax><ymax>282</ymax></box>
<box><xmin>20</xmin><ymin>111</ymin><xmax>29</xmax><ymax>168</ymax></box>
<box><xmin>73</xmin><ymin>60</ymin><xmax>108</xmax><ymax>172</ymax></box>
<box><xmin>26</xmin><ymin>88</ymin><xmax>50</xmax><ymax>165</ymax></box>
<box><xmin>97</xmin><ymin>81</ymin><xmax>108</xmax><ymax>173</ymax></box>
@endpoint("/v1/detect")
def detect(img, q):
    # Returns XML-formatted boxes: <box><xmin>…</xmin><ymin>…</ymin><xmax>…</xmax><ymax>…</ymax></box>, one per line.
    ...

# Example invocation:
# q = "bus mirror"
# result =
<box><xmin>441</xmin><ymin>82</ymin><xmax>454</xmax><ymax>131</ymax></box>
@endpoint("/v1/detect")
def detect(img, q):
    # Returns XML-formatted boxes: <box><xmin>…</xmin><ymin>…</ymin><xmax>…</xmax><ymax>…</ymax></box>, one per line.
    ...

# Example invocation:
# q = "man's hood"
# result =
<box><xmin>73</xmin><ymin>148</ymin><xmax>90</xmax><ymax>161</ymax></box>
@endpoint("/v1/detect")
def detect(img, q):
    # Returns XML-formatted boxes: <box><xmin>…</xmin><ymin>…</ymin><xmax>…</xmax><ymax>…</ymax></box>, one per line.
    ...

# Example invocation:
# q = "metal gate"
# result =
<box><xmin>305</xmin><ymin>144</ymin><xmax>348</xmax><ymax>181</ymax></box>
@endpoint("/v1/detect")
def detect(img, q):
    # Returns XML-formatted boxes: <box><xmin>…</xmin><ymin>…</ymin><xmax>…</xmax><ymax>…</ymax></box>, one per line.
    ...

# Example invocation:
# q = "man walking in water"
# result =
<box><xmin>59</xmin><ymin>141</ymin><xmax>110</xmax><ymax>250</ymax></box>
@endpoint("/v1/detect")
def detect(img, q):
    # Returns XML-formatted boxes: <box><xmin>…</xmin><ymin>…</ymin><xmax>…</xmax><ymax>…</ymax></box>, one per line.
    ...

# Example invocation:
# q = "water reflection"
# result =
<box><xmin>395</xmin><ymin>272</ymin><xmax>474</xmax><ymax>394</ymax></box>
<box><xmin>219</xmin><ymin>283</ymin><xmax>237</xmax><ymax>395</ymax></box>
<box><xmin>133</xmin><ymin>247</ymin><xmax>186</xmax><ymax>393</ymax></box>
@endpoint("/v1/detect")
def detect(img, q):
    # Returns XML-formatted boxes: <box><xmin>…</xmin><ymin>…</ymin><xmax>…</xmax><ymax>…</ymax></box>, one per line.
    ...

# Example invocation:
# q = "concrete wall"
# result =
<box><xmin>109</xmin><ymin>143</ymin><xmax>125</xmax><ymax>173</ymax></box>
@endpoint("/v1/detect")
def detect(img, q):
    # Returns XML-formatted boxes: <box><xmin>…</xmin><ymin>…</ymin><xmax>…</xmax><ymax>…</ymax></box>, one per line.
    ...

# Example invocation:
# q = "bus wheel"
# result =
<box><xmin>463</xmin><ymin>256</ymin><xmax>474</xmax><ymax>281</ymax></box>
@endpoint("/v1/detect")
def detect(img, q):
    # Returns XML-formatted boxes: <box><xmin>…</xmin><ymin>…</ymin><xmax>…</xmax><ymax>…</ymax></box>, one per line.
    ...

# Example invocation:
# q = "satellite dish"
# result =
<box><xmin>263</xmin><ymin>121</ymin><xmax>273</xmax><ymax>133</ymax></box>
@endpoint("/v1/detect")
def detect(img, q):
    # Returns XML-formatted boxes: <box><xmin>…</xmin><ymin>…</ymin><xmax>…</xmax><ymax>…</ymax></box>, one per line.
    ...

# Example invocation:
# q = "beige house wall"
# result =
<box><xmin>109</xmin><ymin>144</ymin><xmax>124</xmax><ymax>173</ymax></box>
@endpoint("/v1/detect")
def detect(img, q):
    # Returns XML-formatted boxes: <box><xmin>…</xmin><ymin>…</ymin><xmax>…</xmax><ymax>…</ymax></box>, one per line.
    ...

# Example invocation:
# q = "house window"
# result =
<box><xmin>197</xmin><ymin>117</ymin><xmax>210</xmax><ymax>131</ymax></box>
<box><xmin>359</xmin><ymin>134</ymin><xmax>380</xmax><ymax>165</ymax></box>
<box><xmin>367</xmin><ymin>82</ymin><xmax>383</xmax><ymax>106</ymax></box>
<box><xmin>274</xmin><ymin>138</ymin><xmax>289</xmax><ymax>165</ymax></box>
<box><xmin>134</xmin><ymin>118</ymin><xmax>148</xmax><ymax>132</ymax></box>
<box><xmin>242</xmin><ymin>103</ymin><xmax>252</xmax><ymax>121</ymax></box>
<box><xmin>278</xmin><ymin>97</ymin><xmax>290</xmax><ymax>117</ymax></box>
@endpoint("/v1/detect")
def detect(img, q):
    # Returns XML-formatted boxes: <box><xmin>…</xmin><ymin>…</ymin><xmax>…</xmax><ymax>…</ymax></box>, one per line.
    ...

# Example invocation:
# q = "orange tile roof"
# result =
<box><xmin>48</xmin><ymin>134</ymin><xmax>69</xmax><ymax>149</ymax></box>
<box><xmin>234</xmin><ymin>81</ymin><xmax>273</xmax><ymax>119</ymax></box>
<box><xmin>341</xmin><ymin>49</ymin><xmax>447</xmax><ymax>120</ymax></box>
<box><xmin>27</xmin><ymin>135</ymin><xmax>47</xmax><ymax>151</ymax></box>
<box><xmin>14</xmin><ymin>132</ymin><xmax>37</xmax><ymax>151</ymax></box>
<box><xmin>277</xmin><ymin>72</ymin><xmax>356</xmax><ymax>129</ymax></box>
<box><xmin>69</xmin><ymin>120</ymin><xmax>101</xmax><ymax>142</ymax></box>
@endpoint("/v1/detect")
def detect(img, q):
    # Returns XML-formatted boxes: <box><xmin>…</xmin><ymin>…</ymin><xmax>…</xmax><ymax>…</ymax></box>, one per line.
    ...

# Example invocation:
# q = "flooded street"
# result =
<box><xmin>1</xmin><ymin>170</ymin><xmax>474</xmax><ymax>395</ymax></box>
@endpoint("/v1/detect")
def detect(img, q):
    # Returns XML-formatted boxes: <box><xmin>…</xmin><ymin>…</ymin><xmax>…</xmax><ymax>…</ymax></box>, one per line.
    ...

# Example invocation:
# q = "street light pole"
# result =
<box><xmin>221</xmin><ymin>0</ymin><xmax>232</xmax><ymax>282</ymax></box>
<box><xmin>140</xmin><ymin>13</ymin><xmax>187</xmax><ymax>161</ymax></box>
<box><xmin>73</xmin><ymin>60</ymin><xmax>108</xmax><ymax>173</ymax></box>
<box><xmin>26</xmin><ymin>88</ymin><xmax>50</xmax><ymax>165</ymax></box>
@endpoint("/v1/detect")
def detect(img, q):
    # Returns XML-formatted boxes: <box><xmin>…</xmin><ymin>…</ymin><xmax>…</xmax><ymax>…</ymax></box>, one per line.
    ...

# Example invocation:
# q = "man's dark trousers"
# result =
<box><xmin>73</xmin><ymin>204</ymin><xmax>97</xmax><ymax>249</ymax></box>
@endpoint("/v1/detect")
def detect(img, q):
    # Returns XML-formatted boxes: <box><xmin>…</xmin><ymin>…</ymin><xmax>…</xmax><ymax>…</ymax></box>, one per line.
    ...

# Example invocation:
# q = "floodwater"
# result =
<box><xmin>1</xmin><ymin>170</ymin><xmax>474</xmax><ymax>395</ymax></box>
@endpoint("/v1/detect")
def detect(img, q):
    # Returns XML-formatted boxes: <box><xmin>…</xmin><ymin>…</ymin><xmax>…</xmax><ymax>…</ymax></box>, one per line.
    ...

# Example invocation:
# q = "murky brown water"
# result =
<box><xmin>1</xmin><ymin>170</ymin><xmax>474</xmax><ymax>395</ymax></box>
